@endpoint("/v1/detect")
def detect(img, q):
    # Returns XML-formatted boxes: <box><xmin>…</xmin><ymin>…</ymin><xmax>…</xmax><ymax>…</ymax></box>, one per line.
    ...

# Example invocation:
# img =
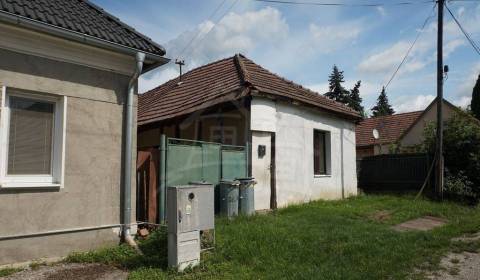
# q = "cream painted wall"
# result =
<box><xmin>250</xmin><ymin>97</ymin><xmax>357</xmax><ymax>210</ymax></box>
<box><xmin>400</xmin><ymin>100</ymin><xmax>456</xmax><ymax>147</ymax></box>
<box><xmin>0</xmin><ymin>47</ymin><xmax>135</xmax><ymax>265</ymax></box>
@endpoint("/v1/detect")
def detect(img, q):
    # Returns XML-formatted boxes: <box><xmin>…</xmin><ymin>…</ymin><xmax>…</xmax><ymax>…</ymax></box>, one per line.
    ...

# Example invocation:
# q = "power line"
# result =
<box><xmin>384</xmin><ymin>3</ymin><xmax>437</xmax><ymax>90</ymax></box>
<box><xmin>183</xmin><ymin>0</ymin><xmax>240</xmax><ymax>61</ymax></box>
<box><xmin>445</xmin><ymin>4</ymin><xmax>480</xmax><ymax>56</ymax></box>
<box><xmin>253</xmin><ymin>0</ymin><xmax>434</xmax><ymax>7</ymax></box>
<box><xmin>177</xmin><ymin>0</ymin><xmax>229</xmax><ymax>59</ymax></box>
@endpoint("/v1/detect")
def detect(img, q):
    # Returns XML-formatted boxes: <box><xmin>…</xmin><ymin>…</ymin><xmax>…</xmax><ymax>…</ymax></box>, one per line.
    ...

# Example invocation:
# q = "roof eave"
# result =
<box><xmin>0</xmin><ymin>11</ymin><xmax>169</xmax><ymax>72</ymax></box>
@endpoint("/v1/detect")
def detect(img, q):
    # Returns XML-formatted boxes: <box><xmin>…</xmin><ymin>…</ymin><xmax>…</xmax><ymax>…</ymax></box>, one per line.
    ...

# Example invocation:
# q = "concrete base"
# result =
<box><xmin>0</xmin><ymin>228</ymin><xmax>120</xmax><ymax>265</ymax></box>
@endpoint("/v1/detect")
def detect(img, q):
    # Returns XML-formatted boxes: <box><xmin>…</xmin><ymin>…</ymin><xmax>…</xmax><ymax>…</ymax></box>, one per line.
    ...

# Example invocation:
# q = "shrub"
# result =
<box><xmin>422</xmin><ymin>111</ymin><xmax>480</xmax><ymax>203</ymax></box>
<box><xmin>444</xmin><ymin>170</ymin><xmax>477</xmax><ymax>204</ymax></box>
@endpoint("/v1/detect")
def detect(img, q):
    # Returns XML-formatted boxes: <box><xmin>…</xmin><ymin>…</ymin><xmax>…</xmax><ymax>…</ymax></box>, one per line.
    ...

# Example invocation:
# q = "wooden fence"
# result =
<box><xmin>357</xmin><ymin>153</ymin><xmax>431</xmax><ymax>193</ymax></box>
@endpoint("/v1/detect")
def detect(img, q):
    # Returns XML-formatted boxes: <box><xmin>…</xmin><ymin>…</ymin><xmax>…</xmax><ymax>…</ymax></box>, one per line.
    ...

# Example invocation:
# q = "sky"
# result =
<box><xmin>92</xmin><ymin>0</ymin><xmax>480</xmax><ymax>115</ymax></box>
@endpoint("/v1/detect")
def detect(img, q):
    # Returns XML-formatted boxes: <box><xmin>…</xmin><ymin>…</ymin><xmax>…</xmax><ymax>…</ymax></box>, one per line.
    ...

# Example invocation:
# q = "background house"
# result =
<box><xmin>0</xmin><ymin>0</ymin><xmax>167</xmax><ymax>265</ymax></box>
<box><xmin>138</xmin><ymin>54</ymin><xmax>361</xmax><ymax>215</ymax></box>
<box><xmin>356</xmin><ymin>98</ymin><xmax>458</xmax><ymax>158</ymax></box>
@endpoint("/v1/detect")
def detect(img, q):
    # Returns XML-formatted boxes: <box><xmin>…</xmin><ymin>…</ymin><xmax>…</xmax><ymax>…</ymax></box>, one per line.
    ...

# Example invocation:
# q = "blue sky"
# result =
<box><xmin>92</xmin><ymin>0</ymin><xmax>480</xmax><ymax>114</ymax></box>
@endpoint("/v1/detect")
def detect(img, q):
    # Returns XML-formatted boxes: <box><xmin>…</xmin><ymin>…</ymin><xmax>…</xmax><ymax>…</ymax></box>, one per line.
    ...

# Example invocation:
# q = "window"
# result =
<box><xmin>313</xmin><ymin>130</ymin><xmax>328</xmax><ymax>175</ymax></box>
<box><xmin>0</xmin><ymin>87</ymin><xmax>66</xmax><ymax>188</ymax></box>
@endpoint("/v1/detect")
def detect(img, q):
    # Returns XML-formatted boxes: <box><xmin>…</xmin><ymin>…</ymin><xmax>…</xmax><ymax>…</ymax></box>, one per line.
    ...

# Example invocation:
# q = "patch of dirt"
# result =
<box><xmin>425</xmin><ymin>251</ymin><xmax>480</xmax><ymax>280</ymax></box>
<box><xmin>419</xmin><ymin>233</ymin><xmax>480</xmax><ymax>280</ymax></box>
<box><xmin>393</xmin><ymin>216</ymin><xmax>447</xmax><ymax>232</ymax></box>
<box><xmin>1</xmin><ymin>263</ymin><xmax>127</xmax><ymax>280</ymax></box>
<box><xmin>369</xmin><ymin>210</ymin><xmax>392</xmax><ymax>222</ymax></box>
<box><xmin>452</xmin><ymin>232</ymin><xmax>480</xmax><ymax>243</ymax></box>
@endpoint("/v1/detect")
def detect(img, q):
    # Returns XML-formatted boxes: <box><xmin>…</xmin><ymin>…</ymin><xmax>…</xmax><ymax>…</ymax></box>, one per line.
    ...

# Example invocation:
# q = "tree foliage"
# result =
<box><xmin>324</xmin><ymin>65</ymin><xmax>365</xmax><ymax>116</ymax></box>
<box><xmin>422</xmin><ymin>111</ymin><xmax>480</xmax><ymax>203</ymax></box>
<box><xmin>471</xmin><ymin>74</ymin><xmax>480</xmax><ymax>120</ymax></box>
<box><xmin>348</xmin><ymin>81</ymin><xmax>365</xmax><ymax>116</ymax></box>
<box><xmin>371</xmin><ymin>87</ymin><xmax>395</xmax><ymax>117</ymax></box>
<box><xmin>325</xmin><ymin>65</ymin><xmax>349</xmax><ymax>104</ymax></box>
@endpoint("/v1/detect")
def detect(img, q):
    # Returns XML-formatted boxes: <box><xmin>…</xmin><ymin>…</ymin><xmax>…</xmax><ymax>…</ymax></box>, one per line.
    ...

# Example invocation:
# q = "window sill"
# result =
<box><xmin>0</xmin><ymin>182</ymin><xmax>61</xmax><ymax>189</ymax></box>
<box><xmin>314</xmin><ymin>174</ymin><xmax>331</xmax><ymax>178</ymax></box>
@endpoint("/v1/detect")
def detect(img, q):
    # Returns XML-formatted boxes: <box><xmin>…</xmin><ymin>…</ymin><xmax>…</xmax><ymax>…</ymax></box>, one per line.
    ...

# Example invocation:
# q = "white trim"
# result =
<box><xmin>314</xmin><ymin>175</ymin><xmax>332</xmax><ymax>178</ymax></box>
<box><xmin>0</xmin><ymin>87</ymin><xmax>67</xmax><ymax>189</ymax></box>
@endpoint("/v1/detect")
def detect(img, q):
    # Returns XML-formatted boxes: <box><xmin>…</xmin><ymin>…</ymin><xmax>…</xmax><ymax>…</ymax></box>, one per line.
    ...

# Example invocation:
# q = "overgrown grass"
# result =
<box><xmin>66</xmin><ymin>195</ymin><xmax>480</xmax><ymax>279</ymax></box>
<box><xmin>0</xmin><ymin>267</ymin><xmax>22</xmax><ymax>277</ymax></box>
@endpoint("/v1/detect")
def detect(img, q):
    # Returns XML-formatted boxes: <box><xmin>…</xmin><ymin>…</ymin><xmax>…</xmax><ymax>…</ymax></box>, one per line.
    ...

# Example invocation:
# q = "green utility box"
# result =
<box><xmin>237</xmin><ymin>177</ymin><xmax>255</xmax><ymax>216</ymax></box>
<box><xmin>219</xmin><ymin>180</ymin><xmax>240</xmax><ymax>217</ymax></box>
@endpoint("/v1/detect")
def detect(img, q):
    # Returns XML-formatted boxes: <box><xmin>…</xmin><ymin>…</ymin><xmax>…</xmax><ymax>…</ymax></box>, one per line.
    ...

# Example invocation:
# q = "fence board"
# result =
<box><xmin>357</xmin><ymin>153</ymin><xmax>430</xmax><ymax>193</ymax></box>
<box><xmin>221</xmin><ymin>148</ymin><xmax>247</xmax><ymax>180</ymax></box>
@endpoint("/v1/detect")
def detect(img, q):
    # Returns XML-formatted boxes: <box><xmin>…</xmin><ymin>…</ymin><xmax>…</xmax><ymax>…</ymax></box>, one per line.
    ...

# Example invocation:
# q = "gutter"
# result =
<box><xmin>122</xmin><ymin>52</ymin><xmax>145</xmax><ymax>253</ymax></box>
<box><xmin>0</xmin><ymin>11</ymin><xmax>169</xmax><ymax>73</ymax></box>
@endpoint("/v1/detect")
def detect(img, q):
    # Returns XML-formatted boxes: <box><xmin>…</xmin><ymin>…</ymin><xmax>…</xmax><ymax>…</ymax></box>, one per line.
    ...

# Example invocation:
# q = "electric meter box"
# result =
<box><xmin>167</xmin><ymin>184</ymin><xmax>214</xmax><ymax>234</ymax></box>
<box><xmin>167</xmin><ymin>184</ymin><xmax>215</xmax><ymax>271</ymax></box>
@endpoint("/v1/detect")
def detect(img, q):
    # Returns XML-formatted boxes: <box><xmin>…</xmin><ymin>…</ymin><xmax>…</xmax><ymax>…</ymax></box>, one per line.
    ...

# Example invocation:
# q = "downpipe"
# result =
<box><xmin>123</xmin><ymin>52</ymin><xmax>145</xmax><ymax>254</ymax></box>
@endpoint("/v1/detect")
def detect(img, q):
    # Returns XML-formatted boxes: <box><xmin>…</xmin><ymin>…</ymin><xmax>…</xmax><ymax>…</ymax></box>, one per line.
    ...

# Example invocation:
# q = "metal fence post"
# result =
<box><xmin>159</xmin><ymin>134</ymin><xmax>167</xmax><ymax>224</ymax></box>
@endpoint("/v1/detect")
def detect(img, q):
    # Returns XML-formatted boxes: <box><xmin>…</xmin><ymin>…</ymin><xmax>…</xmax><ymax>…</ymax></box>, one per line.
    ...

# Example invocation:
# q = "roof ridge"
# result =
<box><xmin>234</xmin><ymin>53</ymin><xmax>251</xmax><ymax>85</ymax></box>
<box><xmin>364</xmin><ymin>110</ymin><xmax>424</xmax><ymax>121</ymax></box>
<box><xmin>141</xmin><ymin>55</ymin><xmax>239</xmax><ymax>95</ymax></box>
<box><xmin>239</xmin><ymin>55</ymin><xmax>358</xmax><ymax>114</ymax></box>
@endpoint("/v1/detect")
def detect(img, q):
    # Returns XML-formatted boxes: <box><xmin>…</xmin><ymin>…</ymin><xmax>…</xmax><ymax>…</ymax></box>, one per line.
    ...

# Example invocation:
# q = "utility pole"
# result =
<box><xmin>175</xmin><ymin>59</ymin><xmax>185</xmax><ymax>83</ymax></box>
<box><xmin>435</xmin><ymin>0</ymin><xmax>444</xmax><ymax>200</ymax></box>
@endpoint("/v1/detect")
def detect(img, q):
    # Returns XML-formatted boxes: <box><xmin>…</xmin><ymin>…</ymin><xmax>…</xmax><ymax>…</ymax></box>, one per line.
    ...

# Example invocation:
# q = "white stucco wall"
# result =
<box><xmin>251</xmin><ymin>97</ymin><xmax>357</xmax><ymax>209</ymax></box>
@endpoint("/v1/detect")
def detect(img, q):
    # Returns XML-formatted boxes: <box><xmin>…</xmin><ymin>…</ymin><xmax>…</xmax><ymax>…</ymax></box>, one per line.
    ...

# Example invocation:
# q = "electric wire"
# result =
<box><xmin>182</xmin><ymin>0</ymin><xmax>240</xmax><ymax>61</ymax></box>
<box><xmin>384</xmin><ymin>3</ymin><xmax>437</xmax><ymax>90</ymax></box>
<box><xmin>253</xmin><ymin>0</ymin><xmax>435</xmax><ymax>7</ymax></box>
<box><xmin>445</xmin><ymin>4</ymin><xmax>480</xmax><ymax>56</ymax></box>
<box><xmin>176</xmin><ymin>0</ymin><xmax>229</xmax><ymax>60</ymax></box>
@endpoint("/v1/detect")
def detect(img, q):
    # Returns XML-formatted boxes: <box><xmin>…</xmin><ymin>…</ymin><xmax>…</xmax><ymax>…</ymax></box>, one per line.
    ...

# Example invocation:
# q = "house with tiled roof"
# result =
<box><xmin>356</xmin><ymin>98</ymin><xmax>459</xmax><ymax>158</ymax></box>
<box><xmin>138</xmin><ymin>54</ymin><xmax>361</xmax><ymax>212</ymax></box>
<box><xmin>0</xmin><ymin>0</ymin><xmax>168</xmax><ymax>265</ymax></box>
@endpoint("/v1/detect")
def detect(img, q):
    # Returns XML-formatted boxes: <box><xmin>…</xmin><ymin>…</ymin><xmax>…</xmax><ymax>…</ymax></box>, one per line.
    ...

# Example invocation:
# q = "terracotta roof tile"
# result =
<box><xmin>138</xmin><ymin>54</ymin><xmax>361</xmax><ymax>126</ymax></box>
<box><xmin>355</xmin><ymin>111</ymin><xmax>423</xmax><ymax>147</ymax></box>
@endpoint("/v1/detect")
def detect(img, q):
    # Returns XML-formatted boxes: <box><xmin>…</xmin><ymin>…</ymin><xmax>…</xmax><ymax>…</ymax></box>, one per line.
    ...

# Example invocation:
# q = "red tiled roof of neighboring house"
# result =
<box><xmin>355</xmin><ymin>111</ymin><xmax>423</xmax><ymax>147</ymax></box>
<box><xmin>0</xmin><ymin>0</ymin><xmax>165</xmax><ymax>56</ymax></box>
<box><xmin>138</xmin><ymin>54</ymin><xmax>361</xmax><ymax>126</ymax></box>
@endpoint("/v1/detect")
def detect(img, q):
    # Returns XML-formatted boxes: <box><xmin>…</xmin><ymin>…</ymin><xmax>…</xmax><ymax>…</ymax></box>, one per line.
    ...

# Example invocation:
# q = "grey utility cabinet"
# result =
<box><xmin>167</xmin><ymin>184</ymin><xmax>214</xmax><ymax>271</ymax></box>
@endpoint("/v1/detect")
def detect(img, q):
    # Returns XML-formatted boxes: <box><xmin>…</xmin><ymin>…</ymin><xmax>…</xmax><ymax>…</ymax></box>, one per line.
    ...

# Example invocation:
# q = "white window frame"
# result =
<box><xmin>0</xmin><ymin>86</ymin><xmax>67</xmax><ymax>188</ymax></box>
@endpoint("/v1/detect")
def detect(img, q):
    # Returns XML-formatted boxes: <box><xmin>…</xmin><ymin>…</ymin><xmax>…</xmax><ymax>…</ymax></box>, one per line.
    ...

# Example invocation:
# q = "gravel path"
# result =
<box><xmin>425</xmin><ymin>233</ymin><xmax>480</xmax><ymax>280</ymax></box>
<box><xmin>1</xmin><ymin>263</ymin><xmax>128</xmax><ymax>280</ymax></box>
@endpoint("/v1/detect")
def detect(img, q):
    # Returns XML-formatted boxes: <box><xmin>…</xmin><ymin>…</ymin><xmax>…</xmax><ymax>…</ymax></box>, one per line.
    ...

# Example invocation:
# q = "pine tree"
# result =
<box><xmin>371</xmin><ymin>86</ymin><xmax>395</xmax><ymax>117</ymax></box>
<box><xmin>471</xmin><ymin>74</ymin><xmax>480</xmax><ymax>120</ymax></box>
<box><xmin>325</xmin><ymin>65</ymin><xmax>349</xmax><ymax>104</ymax></box>
<box><xmin>347</xmin><ymin>80</ymin><xmax>364</xmax><ymax>116</ymax></box>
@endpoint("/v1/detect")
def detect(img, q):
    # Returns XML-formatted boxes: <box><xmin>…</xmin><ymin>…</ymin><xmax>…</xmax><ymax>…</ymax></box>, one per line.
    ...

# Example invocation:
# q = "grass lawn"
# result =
<box><xmin>65</xmin><ymin>195</ymin><xmax>480</xmax><ymax>279</ymax></box>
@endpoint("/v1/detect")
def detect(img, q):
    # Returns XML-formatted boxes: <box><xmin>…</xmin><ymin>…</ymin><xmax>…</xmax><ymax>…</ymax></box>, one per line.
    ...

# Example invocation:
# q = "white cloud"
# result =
<box><xmin>376</xmin><ymin>7</ymin><xmax>386</xmax><ymax>17</ymax></box>
<box><xmin>308</xmin><ymin>22</ymin><xmax>362</xmax><ymax>53</ymax></box>
<box><xmin>167</xmin><ymin>7</ymin><xmax>289</xmax><ymax>67</ymax></box>
<box><xmin>452</xmin><ymin>62</ymin><xmax>480</xmax><ymax>105</ymax></box>
<box><xmin>357</xmin><ymin>4</ymin><xmax>480</xmax><ymax>83</ymax></box>
<box><xmin>137</xmin><ymin>7</ymin><xmax>290</xmax><ymax>92</ymax></box>
<box><xmin>394</xmin><ymin>94</ymin><xmax>435</xmax><ymax>113</ymax></box>
<box><xmin>357</xmin><ymin>41</ymin><xmax>429</xmax><ymax>75</ymax></box>
<box><xmin>139</xmin><ymin>66</ymin><xmax>178</xmax><ymax>93</ymax></box>
<box><xmin>453</xmin><ymin>96</ymin><xmax>471</xmax><ymax>108</ymax></box>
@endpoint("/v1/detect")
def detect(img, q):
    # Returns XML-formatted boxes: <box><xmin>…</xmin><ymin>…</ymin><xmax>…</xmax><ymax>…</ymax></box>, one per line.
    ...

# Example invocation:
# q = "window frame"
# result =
<box><xmin>313</xmin><ymin>129</ymin><xmax>331</xmax><ymax>177</ymax></box>
<box><xmin>0</xmin><ymin>86</ymin><xmax>67</xmax><ymax>188</ymax></box>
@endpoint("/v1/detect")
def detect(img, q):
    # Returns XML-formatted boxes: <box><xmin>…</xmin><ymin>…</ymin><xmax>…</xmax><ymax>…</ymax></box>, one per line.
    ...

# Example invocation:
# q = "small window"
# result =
<box><xmin>0</xmin><ymin>87</ymin><xmax>66</xmax><ymax>188</ymax></box>
<box><xmin>313</xmin><ymin>130</ymin><xmax>327</xmax><ymax>175</ymax></box>
<box><xmin>8</xmin><ymin>96</ymin><xmax>55</xmax><ymax>175</ymax></box>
